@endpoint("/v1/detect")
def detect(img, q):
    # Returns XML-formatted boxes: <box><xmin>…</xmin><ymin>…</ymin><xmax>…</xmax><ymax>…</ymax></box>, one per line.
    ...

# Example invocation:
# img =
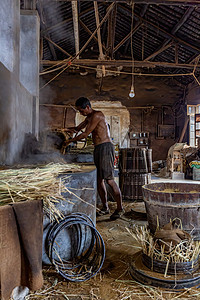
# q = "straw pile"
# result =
<box><xmin>0</xmin><ymin>163</ymin><xmax>80</xmax><ymax>220</ymax></box>
<box><xmin>127</xmin><ymin>224</ymin><xmax>200</xmax><ymax>264</ymax></box>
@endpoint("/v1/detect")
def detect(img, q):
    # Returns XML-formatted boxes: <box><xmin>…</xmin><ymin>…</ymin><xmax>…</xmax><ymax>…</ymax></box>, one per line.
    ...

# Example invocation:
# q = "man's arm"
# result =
<box><xmin>62</xmin><ymin>119</ymin><xmax>88</xmax><ymax>134</ymax></box>
<box><xmin>65</xmin><ymin>114</ymin><xmax>100</xmax><ymax>145</ymax></box>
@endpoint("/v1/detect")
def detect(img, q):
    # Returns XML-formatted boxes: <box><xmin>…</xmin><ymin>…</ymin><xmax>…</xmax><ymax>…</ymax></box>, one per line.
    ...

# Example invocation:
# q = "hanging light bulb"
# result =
<box><xmin>129</xmin><ymin>84</ymin><xmax>135</xmax><ymax>98</ymax></box>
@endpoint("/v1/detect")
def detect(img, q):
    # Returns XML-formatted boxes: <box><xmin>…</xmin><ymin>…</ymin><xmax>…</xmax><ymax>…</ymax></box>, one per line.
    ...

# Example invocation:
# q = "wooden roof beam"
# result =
<box><xmin>72</xmin><ymin>1</ymin><xmax>79</xmax><ymax>59</ymax></box>
<box><xmin>41</xmin><ymin>59</ymin><xmax>200</xmax><ymax>70</ymax></box>
<box><xmin>107</xmin><ymin>3</ymin><xmax>117</xmax><ymax>59</ymax></box>
<box><xmin>43</xmin><ymin>36</ymin><xmax>72</xmax><ymax>57</ymax></box>
<box><xmin>41</xmin><ymin>5</ymin><xmax>104</xmax><ymax>35</ymax></box>
<box><xmin>79</xmin><ymin>19</ymin><xmax>107</xmax><ymax>51</ymax></box>
<box><xmin>94</xmin><ymin>1</ymin><xmax>104</xmax><ymax>60</ymax></box>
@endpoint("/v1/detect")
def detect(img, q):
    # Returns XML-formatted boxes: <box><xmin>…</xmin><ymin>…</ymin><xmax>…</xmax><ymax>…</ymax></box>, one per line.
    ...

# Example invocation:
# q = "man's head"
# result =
<box><xmin>75</xmin><ymin>97</ymin><xmax>92</xmax><ymax>116</ymax></box>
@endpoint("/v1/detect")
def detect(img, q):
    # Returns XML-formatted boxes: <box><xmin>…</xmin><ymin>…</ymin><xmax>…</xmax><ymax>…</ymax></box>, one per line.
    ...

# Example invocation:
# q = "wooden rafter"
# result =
<box><xmin>94</xmin><ymin>1</ymin><xmax>104</xmax><ymax>60</ymax></box>
<box><xmin>124</xmin><ymin>4</ymin><xmax>148</xmax><ymax>55</ymax></box>
<box><xmin>79</xmin><ymin>19</ymin><xmax>107</xmax><ymax>51</ymax></box>
<box><xmin>72</xmin><ymin>1</ymin><xmax>79</xmax><ymax>59</ymax></box>
<box><xmin>43</xmin><ymin>36</ymin><xmax>72</xmax><ymax>57</ymax></box>
<box><xmin>145</xmin><ymin>42</ymin><xmax>174</xmax><ymax>61</ymax></box>
<box><xmin>41</xmin><ymin>59</ymin><xmax>200</xmax><ymax>70</ymax></box>
<box><xmin>94</xmin><ymin>1</ymin><xmax>105</xmax><ymax>76</ymax></box>
<box><xmin>107</xmin><ymin>3</ymin><xmax>117</xmax><ymax>59</ymax></box>
<box><xmin>113</xmin><ymin>22</ymin><xmax>142</xmax><ymax>53</ymax></box>
<box><xmin>71</xmin><ymin>3</ymin><xmax>115</xmax><ymax>61</ymax></box>
<box><xmin>41</xmin><ymin>5</ymin><xmax>104</xmax><ymax>35</ymax></box>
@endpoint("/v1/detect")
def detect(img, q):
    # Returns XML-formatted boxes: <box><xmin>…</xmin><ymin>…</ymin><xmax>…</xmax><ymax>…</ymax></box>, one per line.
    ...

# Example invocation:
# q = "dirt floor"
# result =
<box><xmin>26</xmin><ymin>202</ymin><xmax>200</xmax><ymax>300</ymax></box>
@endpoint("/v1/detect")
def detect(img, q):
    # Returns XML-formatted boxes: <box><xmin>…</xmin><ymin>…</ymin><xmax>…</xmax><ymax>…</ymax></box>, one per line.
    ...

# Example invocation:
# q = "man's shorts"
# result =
<box><xmin>93</xmin><ymin>142</ymin><xmax>115</xmax><ymax>180</ymax></box>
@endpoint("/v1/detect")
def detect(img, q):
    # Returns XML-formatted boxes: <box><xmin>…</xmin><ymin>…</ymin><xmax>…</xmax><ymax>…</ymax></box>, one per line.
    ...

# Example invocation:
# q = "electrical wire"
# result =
<box><xmin>71</xmin><ymin>63</ymin><xmax>193</xmax><ymax>77</ymax></box>
<box><xmin>130</xmin><ymin>1</ymin><xmax>135</xmax><ymax>93</ymax></box>
<box><xmin>45</xmin><ymin>213</ymin><xmax>105</xmax><ymax>282</ymax></box>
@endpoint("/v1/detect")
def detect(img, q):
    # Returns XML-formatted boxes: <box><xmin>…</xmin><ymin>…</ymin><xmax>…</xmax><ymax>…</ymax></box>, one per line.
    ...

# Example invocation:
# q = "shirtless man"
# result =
<box><xmin>64</xmin><ymin>97</ymin><xmax>124</xmax><ymax>220</ymax></box>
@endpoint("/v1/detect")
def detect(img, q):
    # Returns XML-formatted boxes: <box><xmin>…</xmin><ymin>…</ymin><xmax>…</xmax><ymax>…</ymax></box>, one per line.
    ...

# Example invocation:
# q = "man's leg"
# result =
<box><xmin>97</xmin><ymin>177</ymin><xmax>109</xmax><ymax>210</ymax></box>
<box><xmin>106</xmin><ymin>179</ymin><xmax>123</xmax><ymax>211</ymax></box>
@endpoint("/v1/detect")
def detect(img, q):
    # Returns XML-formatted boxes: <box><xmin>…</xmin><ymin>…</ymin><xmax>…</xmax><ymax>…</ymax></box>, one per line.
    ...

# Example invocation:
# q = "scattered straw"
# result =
<box><xmin>0</xmin><ymin>163</ymin><xmax>81</xmax><ymax>219</ymax></box>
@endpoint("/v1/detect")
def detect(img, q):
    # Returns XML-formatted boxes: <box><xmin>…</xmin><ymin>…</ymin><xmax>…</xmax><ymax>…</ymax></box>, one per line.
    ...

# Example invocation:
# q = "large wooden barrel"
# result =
<box><xmin>119</xmin><ymin>148</ymin><xmax>148</xmax><ymax>174</ymax></box>
<box><xmin>142</xmin><ymin>182</ymin><xmax>200</xmax><ymax>240</ymax></box>
<box><xmin>119</xmin><ymin>148</ymin><xmax>152</xmax><ymax>201</ymax></box>
<box><xmin>119</xmin><ymin>173</ymin><xmax>150</xmax><ymax>201</ymax></box>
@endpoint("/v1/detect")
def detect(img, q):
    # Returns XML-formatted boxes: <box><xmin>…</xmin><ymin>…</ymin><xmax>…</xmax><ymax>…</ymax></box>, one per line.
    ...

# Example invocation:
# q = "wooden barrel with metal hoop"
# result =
<box><xmin>119</xmin><ymin>148</ymin><xmax>151</xmax><ymax>201</ymax></box>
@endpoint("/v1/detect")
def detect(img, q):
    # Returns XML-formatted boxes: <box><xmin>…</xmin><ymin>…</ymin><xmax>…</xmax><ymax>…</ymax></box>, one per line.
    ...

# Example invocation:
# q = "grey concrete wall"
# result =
<box><xmin>0</xmin><ymin>2</ymin><xmax>39</xmax><ymax>165</ymax></box>
<box><xmin>0</xmin><ymin>1</ymin><xmax>20</xmax><ymax>74</ymax></box>
<box><xmin>0</xmin><ymin>63</ymin><xmax>33</xmax><ymax>164</ymax></box>
<box><xmin>20</xmin><ymin>10</ymin><xmax>40</xmax><ymax>138</ymax></box>
<box><xmin>20</xmin><ymin>11</ymin><xmax>40</xmax><ymax>97</ymax></box>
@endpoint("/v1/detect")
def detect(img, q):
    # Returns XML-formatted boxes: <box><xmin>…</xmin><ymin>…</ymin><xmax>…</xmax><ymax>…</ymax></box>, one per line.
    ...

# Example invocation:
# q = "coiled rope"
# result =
<box><xmin>46</xmin><ymin>213</ymin><xmax>105</xmax><ymax>282</ymax></box>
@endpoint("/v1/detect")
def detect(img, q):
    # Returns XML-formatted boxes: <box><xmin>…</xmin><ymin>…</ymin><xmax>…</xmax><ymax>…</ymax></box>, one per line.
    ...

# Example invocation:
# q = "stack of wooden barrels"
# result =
<box><xmin>118</xmin><ymin>148</ymin><xmax>152</xmax><ymax>201</ymax></box>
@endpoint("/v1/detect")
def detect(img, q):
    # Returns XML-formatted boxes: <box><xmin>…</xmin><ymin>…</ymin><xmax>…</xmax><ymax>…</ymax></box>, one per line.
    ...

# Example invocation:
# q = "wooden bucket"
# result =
<box><xmin>142</xmin><ymin>182</ymin><xmax>200</xmax><ymax>239</ymax></box>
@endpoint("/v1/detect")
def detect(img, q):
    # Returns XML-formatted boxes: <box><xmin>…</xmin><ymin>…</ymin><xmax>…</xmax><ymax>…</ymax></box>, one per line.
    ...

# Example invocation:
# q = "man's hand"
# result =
<box><xmin>64</xmin><ymin>139</ymin><xmax>72</xmax><ymax>147</ymax></box>
<box><xmin>61</xmin><ymin>139</ymin><xmax>72</xmax><ymax>155</ymax></box>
